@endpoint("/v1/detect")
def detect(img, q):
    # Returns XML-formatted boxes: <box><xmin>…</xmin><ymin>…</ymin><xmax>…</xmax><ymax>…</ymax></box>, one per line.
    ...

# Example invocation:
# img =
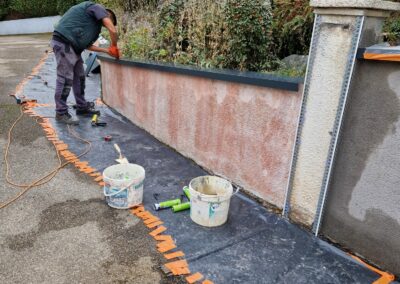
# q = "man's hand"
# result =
<box><xmin>87</xmin><ymin>45</ymin><xmax>121</xmax><ymax>59</ymax></box>
<box><xmin>108</xmin><ymin>45</ymin><xmax>121</xmax><ymax>59</ymax></box>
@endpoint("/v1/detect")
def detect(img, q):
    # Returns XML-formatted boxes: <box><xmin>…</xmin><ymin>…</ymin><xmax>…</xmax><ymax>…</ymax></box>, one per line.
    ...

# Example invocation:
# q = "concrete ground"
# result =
<box><xmin>0</xmin><ymin>35</ymin><xmax>181</xmax><ymax>283</ymax></box>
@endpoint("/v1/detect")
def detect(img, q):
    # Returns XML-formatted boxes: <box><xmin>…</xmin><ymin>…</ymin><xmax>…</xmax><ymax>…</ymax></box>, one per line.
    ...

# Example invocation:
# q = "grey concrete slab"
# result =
<box><xmin>0</xmin><ymin>34</ymin><xmax>51</xmax><ymax>105</ymax></box>
<box><xmin>21</xmin><ymin>53</ymin><xmax>388</xmax><ymax>283</ymax></box>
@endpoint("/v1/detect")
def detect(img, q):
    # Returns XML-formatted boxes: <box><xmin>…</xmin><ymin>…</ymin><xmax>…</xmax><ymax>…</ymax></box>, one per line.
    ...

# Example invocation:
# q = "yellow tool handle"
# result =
<box><xmin>91</xmin><ymin>114</ymin><xmax>98</xmax><ymax>124</ymax></box>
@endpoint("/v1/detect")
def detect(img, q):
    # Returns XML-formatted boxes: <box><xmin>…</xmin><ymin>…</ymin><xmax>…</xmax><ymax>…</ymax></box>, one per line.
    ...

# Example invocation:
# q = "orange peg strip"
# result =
<box><xmin>186</xmin><ymin>272</ymin><xmax>204</xmax><ymax>284</ymax></box>
<box><xmin>146</xmin><ymin>221</ymin><xmax>163</xmax><ymax>228</ymax></box>
<box><xmin>164</xmin><ymin>251</ymin><xmax>185</xmax><ymax>260</ymax></box>
<box><xmin>149</xmin><ymin>226</ymin><xmax>167</xmax><ymax>237</ymax></box>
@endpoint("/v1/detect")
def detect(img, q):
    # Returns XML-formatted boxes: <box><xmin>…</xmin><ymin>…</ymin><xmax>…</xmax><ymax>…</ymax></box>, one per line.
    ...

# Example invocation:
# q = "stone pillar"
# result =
<box><xmin>283</xmin><ymin>0</ymin><xmax>400</xmax><ymax>233</ymax></box>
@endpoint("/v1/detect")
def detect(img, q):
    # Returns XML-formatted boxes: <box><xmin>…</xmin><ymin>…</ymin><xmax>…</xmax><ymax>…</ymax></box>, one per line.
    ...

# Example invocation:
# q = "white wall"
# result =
<box><xmin>0</xmin><ymin>16</ymin><xmax>60</xmax><ymax>35</ymax></box>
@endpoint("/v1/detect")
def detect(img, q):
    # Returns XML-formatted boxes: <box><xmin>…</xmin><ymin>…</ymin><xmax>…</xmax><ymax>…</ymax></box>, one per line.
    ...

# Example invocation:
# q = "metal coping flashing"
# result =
<box><xmin>357</xmin><ymin>46</ymin><xmax>400</xmax><ymax>61</ymax></box>
<box><xmin>97</xmin><ymin>55</ymin><xmax>304</xmax><ymax>92</ymax></box>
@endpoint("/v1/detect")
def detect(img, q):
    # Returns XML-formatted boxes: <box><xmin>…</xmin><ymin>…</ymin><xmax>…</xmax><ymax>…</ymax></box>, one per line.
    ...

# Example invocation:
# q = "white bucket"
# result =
<box><xmin>103</xmin><ymin>164</ymin><xmax>145</xmax><ymax>209</ymax></box>
<box><xmin>189</xmin><ymin>176</ymin><xmax>237</xmax><ymax>227</ymax></box>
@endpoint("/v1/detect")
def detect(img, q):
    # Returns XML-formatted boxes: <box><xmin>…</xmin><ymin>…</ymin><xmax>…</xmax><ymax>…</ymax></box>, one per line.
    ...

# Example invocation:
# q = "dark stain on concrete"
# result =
<box><xmin>0</xmin><ymin>104</ymin><xmax>50</xmax><ymax>145</ymax></box>
<box><xmin>5</xmin><ymin>198</ymin><xmax>185</xmax><ymax>283</ymax></box>
<box><xmin>322</xmin><ymin>61</ymin><xmax>400</xmax><ymax>275</ymax></box>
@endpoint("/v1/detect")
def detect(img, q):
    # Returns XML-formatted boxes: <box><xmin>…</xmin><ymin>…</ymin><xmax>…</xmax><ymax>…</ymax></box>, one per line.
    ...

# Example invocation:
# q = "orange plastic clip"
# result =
<box><xmin>186</xmin><ymin>272</ymin><xmax>204</xmax><ymax>284</ymax></box>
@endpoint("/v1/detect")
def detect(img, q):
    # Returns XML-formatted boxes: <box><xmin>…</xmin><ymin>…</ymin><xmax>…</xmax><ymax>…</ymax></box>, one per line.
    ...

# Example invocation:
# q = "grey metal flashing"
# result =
<box><xmin>357</xmin><ymin>44</ymin><xmax>400</xmax><ymax>61</ymax></box>
<box><xmin>283</xmin><ymin>14</ymin><xmax>322</xmax><ymax>218</ymax></box>
<box><xmin>356</xmin><ymin>48</ymin><xmax>366</xmax><ymax>59</ymax></box>
<box><xmin>97</xmin><ymin>55</ymin><xmax>303</xmax><ymax>92</ymax></box>
<box><xmin>312</xmin><ymin>16</ymin><xmax>365</xmax><ymax>236</ymax></box>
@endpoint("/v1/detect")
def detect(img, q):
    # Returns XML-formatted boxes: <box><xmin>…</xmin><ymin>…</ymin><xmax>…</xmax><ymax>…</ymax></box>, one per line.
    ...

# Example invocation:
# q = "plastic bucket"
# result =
<box><xmin>189</xmin><ymin>176</ymin><xmax>237</xmax><ymax>227</ymax></box>
<box><xmin>103</xmin><ymin>164</ymin><xmax>145</xmax><ymax>209</ymax></box>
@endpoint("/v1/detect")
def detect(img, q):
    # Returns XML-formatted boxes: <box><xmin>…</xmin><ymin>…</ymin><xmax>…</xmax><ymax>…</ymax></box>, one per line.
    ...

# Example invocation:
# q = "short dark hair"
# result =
<box><xmin>106</xmin><ymin>9</ymin><xmax>117</xmax><ymax>26</ymax></box>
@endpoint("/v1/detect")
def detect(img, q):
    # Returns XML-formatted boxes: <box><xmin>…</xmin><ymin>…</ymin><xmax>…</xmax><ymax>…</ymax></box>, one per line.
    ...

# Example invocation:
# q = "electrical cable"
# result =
<box><xmin>1</xmin><ymin>105</ymin><xmax>92</xmax><ymax>209</ymax></box>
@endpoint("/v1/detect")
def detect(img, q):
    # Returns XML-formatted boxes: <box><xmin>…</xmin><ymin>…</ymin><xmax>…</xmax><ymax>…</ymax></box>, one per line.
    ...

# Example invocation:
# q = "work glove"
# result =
<box><xmin>108</xmin><ymin>45</ymin><xmax>120</xmax><ymax>59</ymax></box>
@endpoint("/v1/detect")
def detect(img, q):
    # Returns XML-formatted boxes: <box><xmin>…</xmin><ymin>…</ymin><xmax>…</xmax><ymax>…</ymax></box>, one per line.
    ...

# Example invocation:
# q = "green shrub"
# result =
<box><xmin>151</xmin><ymin>0</ymin><xmax>275</xmax><ymax>71</ymax></box>
<box><xmin>154</xmin><ymin>0</ymin><xmax>185</xmax><ymax>57</ymax></box>
<box><xmin>9</xmin><ymin>0</ymin><xmax>57</xmax><ymax>18</ymax></box>
<box><xmin>272</xmin><ymin>0</ymin><xmax>313</xmax><ymax>58</ymax></box>
<box><xmin>173</xmin><ymin>0</ymin><xmax>227</xmax><ymax>68</ymax></box>
<box><xmin>96</xmin><ymin>0</ymin><xmax>157</xmax><ymax>12</ymax></box>
<box><xmin>110</xmin><ymin>0</ymin><xmax>309</xmax><ymax>74</ymax></box>
<box><xmin>384</xmin><ymin>12</ymin><xmax>400</xmax><ymax>45</ymax></box>
<box><xmin>224</xmin><ymin>0</ymin><xmax>274</xmax><ymax>71</ymax></box>
<box><xmin>0</xmin><ymin>0</ymin><xmax>9</xmax><ymax>20</ymax></box>
<box><xmin>123</xmin><ymin>26</ymin><xmax>156</xmax><ymax>59</ymax></box>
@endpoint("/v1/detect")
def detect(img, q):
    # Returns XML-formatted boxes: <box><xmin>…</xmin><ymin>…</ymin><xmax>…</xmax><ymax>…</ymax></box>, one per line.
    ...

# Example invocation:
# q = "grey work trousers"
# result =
<box><xmin>50</xmin><ymin>39</ymin><xmax>89</xmax><ymax>115</ymax></box>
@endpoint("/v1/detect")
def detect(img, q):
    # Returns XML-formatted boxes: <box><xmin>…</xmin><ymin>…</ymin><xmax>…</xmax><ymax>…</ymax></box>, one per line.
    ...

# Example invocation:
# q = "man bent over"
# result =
<box><xmin>51</xmin><ymin>1</ymin><xmax>120</xmax><ymax>124</ymax></box>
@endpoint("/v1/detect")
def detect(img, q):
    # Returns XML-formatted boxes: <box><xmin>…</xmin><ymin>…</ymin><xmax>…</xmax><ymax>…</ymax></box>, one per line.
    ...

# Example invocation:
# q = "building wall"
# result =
<box><xmin>322</xmin><ymin>60</ymin><xmax>400</xmax><ymax>275</ymax></box>
<box><xmin>100</xmin><ymin>60</ymin><xmax>302</xmax><ymax>208</ymax></box>
<box><xmin>0</xmin><ymin>16</ymin><xmax>60</xmax><ymax>35</ymax></box>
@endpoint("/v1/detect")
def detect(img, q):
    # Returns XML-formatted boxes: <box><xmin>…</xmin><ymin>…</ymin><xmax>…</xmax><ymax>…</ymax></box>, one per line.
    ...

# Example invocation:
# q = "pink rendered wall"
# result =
<box><xmin>101</xmin><ymin>61</ymin><xmax>302</xmax><ymax>208</ymax></box>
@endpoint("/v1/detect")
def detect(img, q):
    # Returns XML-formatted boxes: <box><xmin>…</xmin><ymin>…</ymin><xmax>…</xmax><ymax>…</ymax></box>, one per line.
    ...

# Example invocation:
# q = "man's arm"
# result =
<box><xmin>87</xmin><ymin>45</ymin><xmax>108</xmax><ymax>53</ymax></box>
<box><xmin>87</xmin><ymin>45</ymin><xmax>121</xmax><ymax>58</ymax></box>
<box><xmin>102</xmin><ymin>17</ymin><xmax>118</xmax><ymax>47</ymax></box>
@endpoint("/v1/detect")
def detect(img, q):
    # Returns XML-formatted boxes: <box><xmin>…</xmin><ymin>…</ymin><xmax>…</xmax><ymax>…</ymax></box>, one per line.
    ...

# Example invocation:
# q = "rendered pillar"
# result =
<box><xmin>283</xmin><ymin>0</ymin><xmax>400</xmax><ymax>233</ymax></box>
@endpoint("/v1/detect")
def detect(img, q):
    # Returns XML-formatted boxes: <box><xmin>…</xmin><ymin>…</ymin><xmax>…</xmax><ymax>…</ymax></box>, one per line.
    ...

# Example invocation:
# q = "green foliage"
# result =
<box><xmin>8</xmin><ymin>0</ymin><xmax>58</xmax><ymax>18</ymax></box>
<box><xmin>224</xmin><ymin>0</ymin><xmax>274</xmax><ymax>71</ymax></box>
<box><xmin>96</xmin><ymin>0</ymin><xmax>157</xmax><ymax>12</ymax></box>
<box><xmin>123</xmin><ymin>26</ymin><xmax>156</xmax><ymax>59</ymax></box>
<box><xmin>384</xmin><ymin>12</ymin><xmax>400</xmax><ymax>45</ymax></box>
<box><xmin>0</xmin><ymin>0</ymin><xmax>9</xmax><ymax>20</ymax></box>
<box><xmin>156</xmin><ymin>0</ymin><xmax>185</xmax><ymax>59</ymax></box>
<box><xmin>173</xmin><ymin>0</ymin><xmax>227</xmax><ymax>68</ymax></box>
<box><xmin>152</xmin><ymin>0</ymin><xmax>275</xmax><ymax>70</ymax></box>
<box><xmin>271</xmin><ymin>0</ymin><xmax>313</xmax><ymax>58</ymax></box>
<box><xmin>269</xmin><ymin>64</ymin><xmax>306</xmax><ymax>78</ymax></box>
<box><xmin>57</xmin><ymin>0</ymin><xmax>85</xmax><ymax>15</ymax></box>
<box><xmin>113</xmin><ymin>0</ymin><xmax>313</xmax><ymax>75</ymax></box>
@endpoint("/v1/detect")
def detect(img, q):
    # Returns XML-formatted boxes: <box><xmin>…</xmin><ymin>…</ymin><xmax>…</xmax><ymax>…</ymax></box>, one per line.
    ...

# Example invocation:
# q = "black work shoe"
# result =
<box><xmin>76</xmin><ymin>102</ymin><xmax>100</xmax><ymax>116</ymax></box>
<box><xmin>55</xmin><ymin>113</ymin><xmax>79</xmax><ymax>125</ymax></box>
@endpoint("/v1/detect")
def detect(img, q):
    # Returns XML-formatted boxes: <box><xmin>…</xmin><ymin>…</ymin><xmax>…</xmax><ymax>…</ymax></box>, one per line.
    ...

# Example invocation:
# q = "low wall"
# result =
<box><xmin>0</xmin><ymin>16</ymin><xmax>60</xmax><ymax>35</ymax></box>
<box><xmin>99</xmin><ymin>56</ymin><xmax>303</xmax><ymax>209</ymax></box>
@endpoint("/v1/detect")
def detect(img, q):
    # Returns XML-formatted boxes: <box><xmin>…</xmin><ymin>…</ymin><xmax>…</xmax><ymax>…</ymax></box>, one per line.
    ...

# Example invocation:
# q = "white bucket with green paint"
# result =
<box><xmin>103</xmin><ymin>164</ymin><xmax>145</xmax><ymax>209</ymax></box>
<box><xmin>189</xmin><ymin>176</ymin><xmax>237</xmax><ymax>227</ymax></box>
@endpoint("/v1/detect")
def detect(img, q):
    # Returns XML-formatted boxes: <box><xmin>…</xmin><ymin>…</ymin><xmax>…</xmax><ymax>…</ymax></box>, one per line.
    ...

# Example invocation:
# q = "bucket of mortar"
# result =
<box><xmin>189</xmin><ymin>176</ymin><xmax>238</xmax><ymax>227</ymax></box>
<box><xmin>103</xmin><ymin>164</ymin><xmax>145</xmax><ymax>209</ymax></box>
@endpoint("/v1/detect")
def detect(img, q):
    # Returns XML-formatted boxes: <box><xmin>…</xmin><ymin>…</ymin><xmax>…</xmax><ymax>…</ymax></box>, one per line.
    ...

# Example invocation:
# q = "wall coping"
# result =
<box><xmin>97</xmin><ymin>55</ymin><xmax>303</xmax><ymax>92</ymax></box>
<box><xmin>310</xmin><ymin>0</ymin><xmax>400</xmax><ymax>11</ymax></box>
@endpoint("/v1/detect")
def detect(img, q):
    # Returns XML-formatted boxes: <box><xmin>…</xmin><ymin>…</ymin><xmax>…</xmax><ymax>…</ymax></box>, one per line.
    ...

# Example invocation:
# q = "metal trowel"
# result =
<box><xmin>114</xmin><ymin>144</ymin><xmax>129</xmax><ymax>164</ymax></box>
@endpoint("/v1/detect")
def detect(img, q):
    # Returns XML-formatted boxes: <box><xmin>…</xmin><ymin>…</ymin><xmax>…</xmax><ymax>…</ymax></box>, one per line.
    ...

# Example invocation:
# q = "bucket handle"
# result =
<box><xmin>103</xmin><ymin>179</ymin><xmax>137</xmax><ymax>197</ymax></box>
<box><xmin>232</xmin><ymin>186</ymin><xmax>240</xmax><ymax>196</ymax></box>
<box><xmin>198</xmin><ymin>186</ymin><xmax>240</xmax><ymax>202</ymax></box>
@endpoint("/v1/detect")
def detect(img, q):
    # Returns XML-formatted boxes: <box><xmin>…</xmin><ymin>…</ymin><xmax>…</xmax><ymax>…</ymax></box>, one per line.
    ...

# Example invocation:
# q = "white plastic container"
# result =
<box><xmin>103</xmin><ymin>164</ymin><xmax>145</xmax><ymax>209</ymax></box>
<box><xmin>189</xmin><ymin>176</ymin><xmax>236</xmax><ymax>227</ymax></box>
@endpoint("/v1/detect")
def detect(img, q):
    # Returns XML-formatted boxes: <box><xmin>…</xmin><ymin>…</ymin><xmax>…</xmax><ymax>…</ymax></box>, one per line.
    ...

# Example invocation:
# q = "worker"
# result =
<box><xmin>50</xmin><ymin>1</ymin><xmax>120</xmax><ymax>125</ymax></box>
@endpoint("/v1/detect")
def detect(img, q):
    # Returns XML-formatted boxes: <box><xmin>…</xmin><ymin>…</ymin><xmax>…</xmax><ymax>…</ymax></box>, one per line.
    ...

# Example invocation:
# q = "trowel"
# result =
<box><xmin>114</xmin><ymin>144</ymin><xmax>129</xmax><ymax>164</ymax></box>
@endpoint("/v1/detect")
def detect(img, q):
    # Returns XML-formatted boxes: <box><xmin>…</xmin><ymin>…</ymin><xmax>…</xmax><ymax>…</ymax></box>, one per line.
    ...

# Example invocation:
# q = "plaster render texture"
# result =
<box><xmin>101</xmin><ymin>62</ymin><xmax>302</xmax><ymax>208</ymax></box>
<box><xmin>311</xmin><ymin>0</ymin><xmax>400</xmax><ymax>11</ymax></box>
<box><xmin>322</xmin><ymin>61</ymin><xmax>400</xmax><ymax>276</ymax></box>
<box><xmin>289</xmin><ymin>15</ymin><xmax>357</xmax><ymax>225</ymax></box>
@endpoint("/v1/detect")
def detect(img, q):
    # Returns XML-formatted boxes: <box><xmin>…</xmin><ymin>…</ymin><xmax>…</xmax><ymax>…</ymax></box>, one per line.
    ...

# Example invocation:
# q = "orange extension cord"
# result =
<box><xmin>1</xmin><ymin>105</ymin><xmax>92</xmax><ymax>209</ymax></box>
